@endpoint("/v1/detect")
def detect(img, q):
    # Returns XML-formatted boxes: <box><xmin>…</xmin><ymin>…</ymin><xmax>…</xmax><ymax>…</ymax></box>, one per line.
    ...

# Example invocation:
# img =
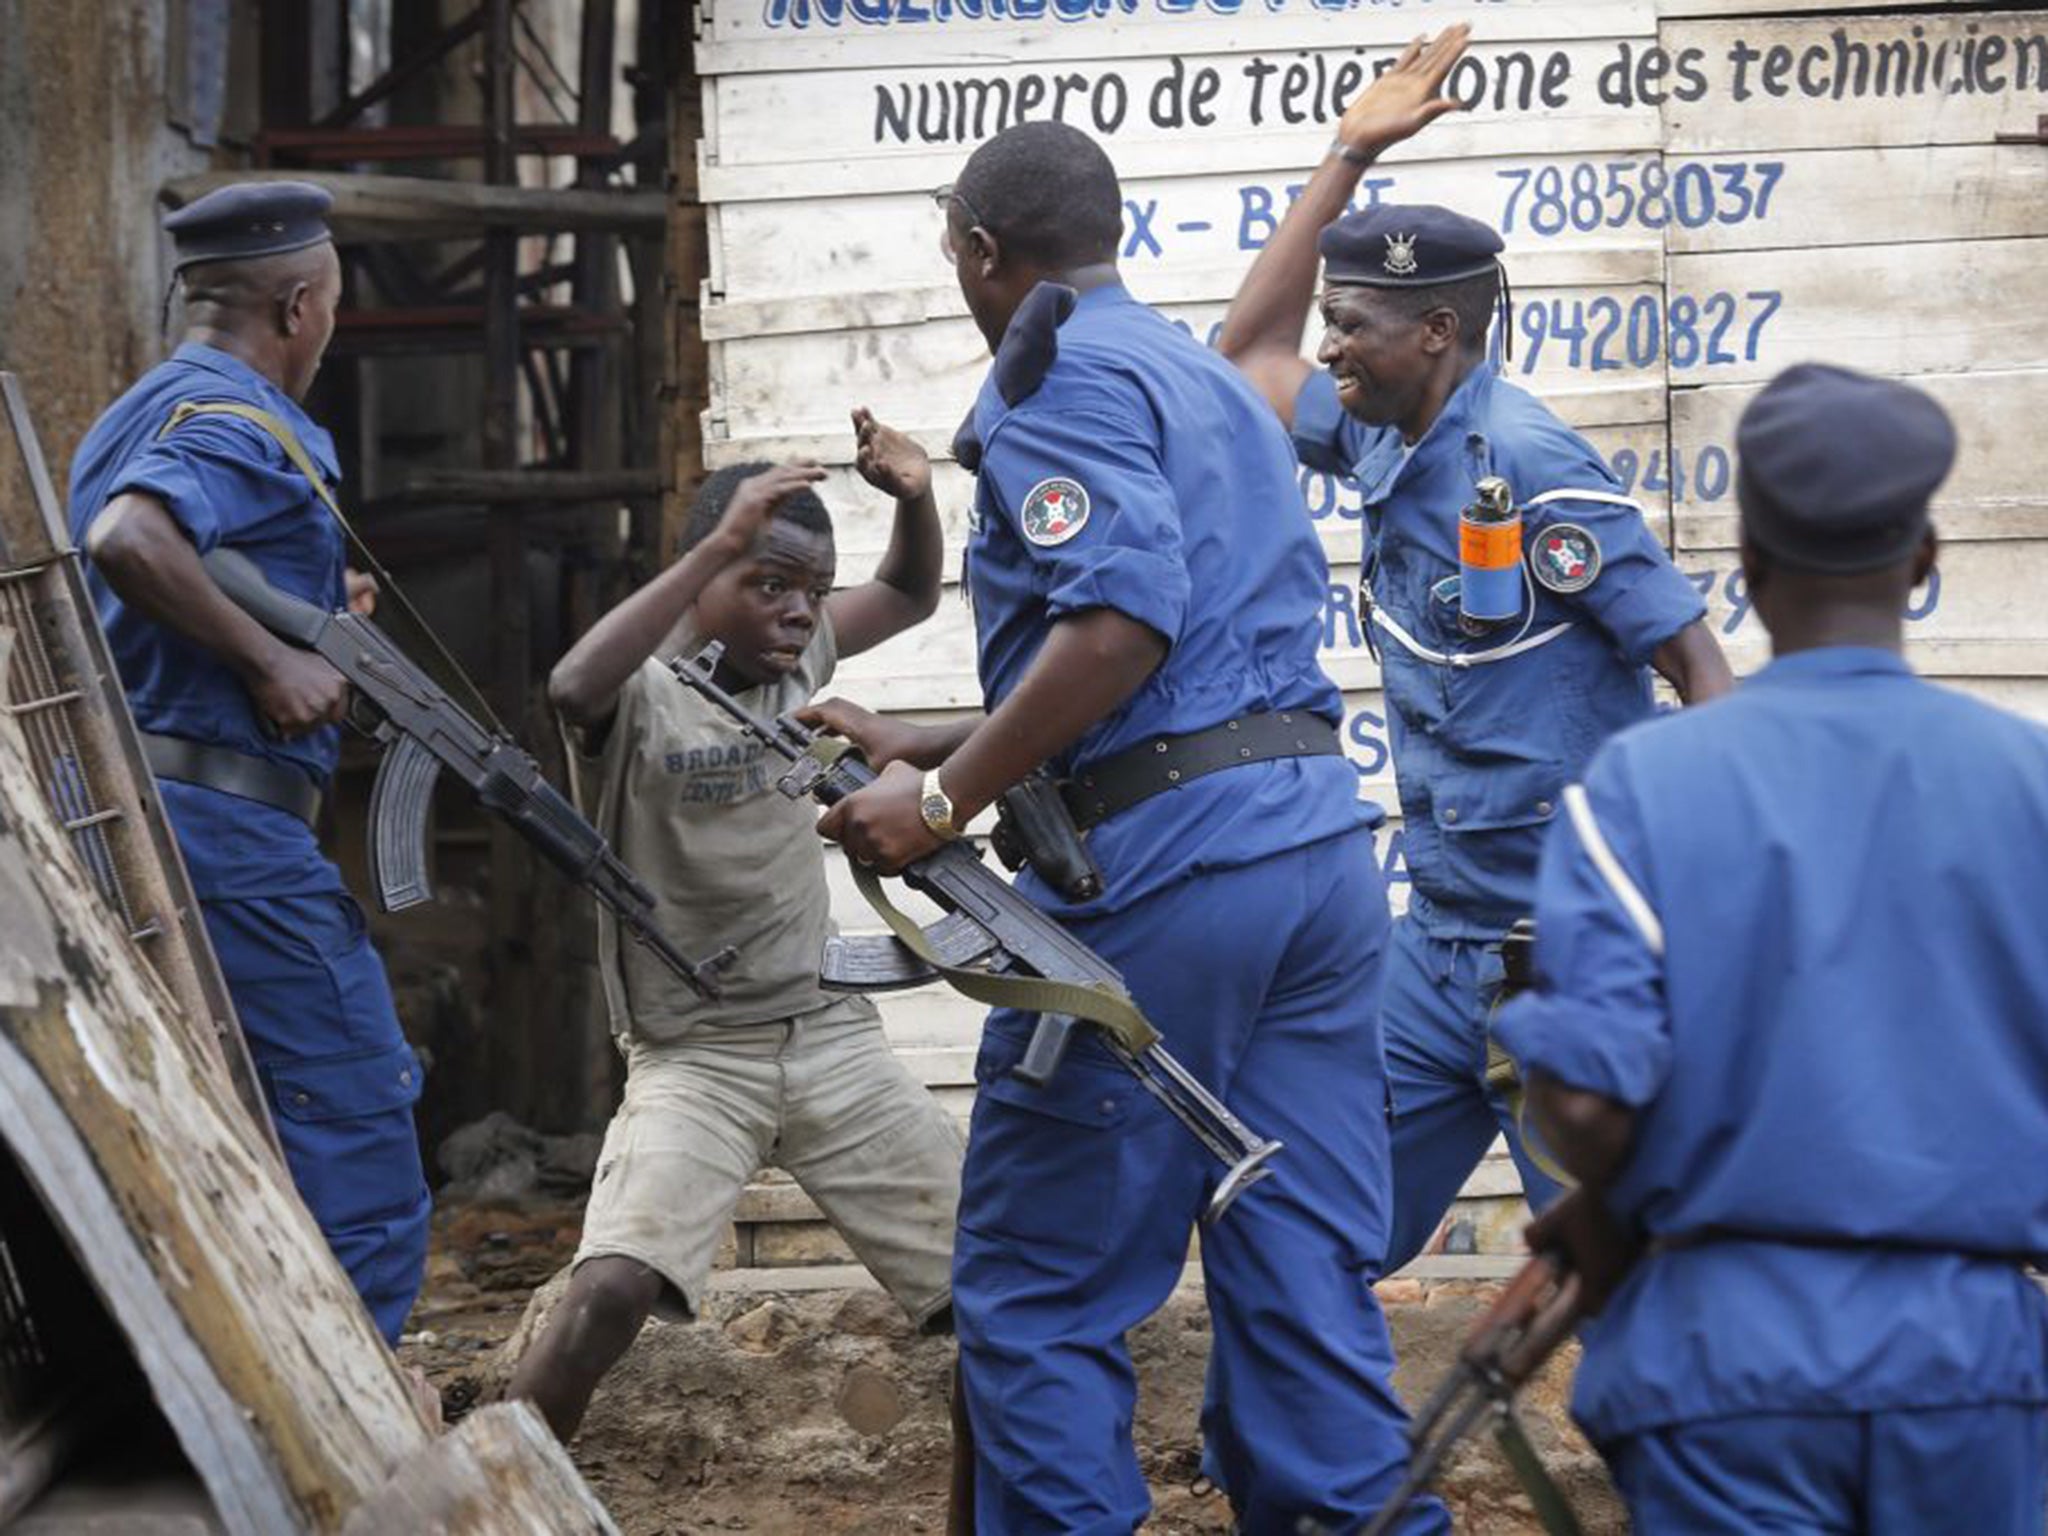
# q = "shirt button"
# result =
<box><xmin>400</xmin><ymin>1068</ymin><xmax>413</xmax><ymax>1086</ymax></box>
<box><xmin>1536</xmin><ymin>800</ymin><xmax>1553</xmax><ymax>817</ymax></box>
<box><xmin>1098</xmin><ymin>1099</ymin><xmax>1117</xmax><ymax>1117</ymax></box>
<box><xmin>292</xmin><ymin>1092</ymin><xmax>310</xmax><ymax>1107</ymax></box>
<box><xmin>1443</xmin><ymin>807</ymin><xmax>1460</xmax><ymax>824</ymax></box>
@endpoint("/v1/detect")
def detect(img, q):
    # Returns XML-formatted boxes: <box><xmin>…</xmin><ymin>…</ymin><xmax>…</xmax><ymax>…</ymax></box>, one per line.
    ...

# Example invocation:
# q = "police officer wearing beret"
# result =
<box><xmin>814</xmin><ymin>121</ymin><xmax>1444</xmax><ymax>1534</ymax></box>
<box><xmin>1219</xmin><ymin>28</ymin><xmax>1733</xmax><ymax>1276</ymax></box>
<box><xmin>69</xmin><ymin>182</ymin><xmax>429</xmax><ymax>1342</ymax></box>
<box><xmin>1493</xmin><ymin>363</ymin><xmax>2048</xmax><ymax>1528</ymax></box>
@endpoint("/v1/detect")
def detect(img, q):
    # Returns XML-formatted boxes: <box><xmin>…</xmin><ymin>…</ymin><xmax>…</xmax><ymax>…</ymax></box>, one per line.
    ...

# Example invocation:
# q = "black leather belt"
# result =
<box><xmin>1061</xmin><ymin>711</ymin><xmax>1344</xmax><ymax>833</ymax></box>
<box><xmin>140</xmin><ymin>732</ymin><xmax>322</xmax><ymax>826</ymax></box>
<box><xmin>1650</xmin><ymin>1227</ymin><xmax>2042</xmax><ymax>1269</ymax></box>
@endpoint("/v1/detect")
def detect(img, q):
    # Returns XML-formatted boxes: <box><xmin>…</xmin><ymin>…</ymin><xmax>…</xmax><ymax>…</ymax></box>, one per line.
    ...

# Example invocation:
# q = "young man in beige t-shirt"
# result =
<box><xmin>507</xmin><ymin>416</ymin><xmax>962</xmax><ymax>1447</ymax></box>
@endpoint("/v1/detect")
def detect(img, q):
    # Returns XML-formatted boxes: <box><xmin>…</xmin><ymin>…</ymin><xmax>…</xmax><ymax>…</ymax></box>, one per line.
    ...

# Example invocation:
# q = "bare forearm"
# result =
<box><xmin>86</xmin><ymin>494</ymin><xmax>285</xmax><ymax>684</ymax></box>
<box><xmin>937</xmin><ymin>609</ymin><xmax>1167</xmax><ymax>821</ymax></box>
<box><xmin>1217</xmin><ymin>148</ymin><xmax>1378</xmax><ymax>366</ymax></box>
<box><xmin>1526</xmin><ymin>1073</ymin><xmax>1636</xmax><ymax>1189</ymax></box>
<box><xmin>871</xmin><ymin>487</ymin><xmax>944</xmax><ymax>615</ymax></box>
<box><xmin>549</xmin><ymin>535</ymin><xmax>741</xmax><ymax>725</ymax></box>
<box><xmin>1652</xmin><ymin>620</ymin><xmax>1735</xmax><ymax>705</ymax></box>
<box><xmin>903</xmin><ymin>715</ymin><xmax>979</xmax><ymax>770</ymax></box>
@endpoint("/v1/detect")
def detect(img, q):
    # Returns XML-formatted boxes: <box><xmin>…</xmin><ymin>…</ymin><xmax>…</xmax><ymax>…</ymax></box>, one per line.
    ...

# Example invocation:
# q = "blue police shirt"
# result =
<box><xmin>1293</xmin><ymin>366</ymin><xmax>1703</xmax><ymax>940</ymax></box>
<box><xmin>966</xmin><ymin>283</ymin><xmax>1374</xmax><ymax>914</ymax></box>
<box><xmin>1494</xmin><ymin>647</ymin><xmax>2048</xmax><ymax>1441</ymax></box>
<box><xmin>68</xmin><ymin>343</ymin><xmax>348</xmax><ymax>898</ymax></box>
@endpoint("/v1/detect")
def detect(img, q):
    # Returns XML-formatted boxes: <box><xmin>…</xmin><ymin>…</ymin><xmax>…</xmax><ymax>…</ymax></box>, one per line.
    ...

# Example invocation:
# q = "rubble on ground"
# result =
<box><xmin>438</xmin><ymin>1111</ymin><xmax>607</xmax><ymax>1205</ymax></box>
<box><xmin>401</xmin><ymin>1196</ymin><xmax>1622</xmax><ymax>1536</ymax></box>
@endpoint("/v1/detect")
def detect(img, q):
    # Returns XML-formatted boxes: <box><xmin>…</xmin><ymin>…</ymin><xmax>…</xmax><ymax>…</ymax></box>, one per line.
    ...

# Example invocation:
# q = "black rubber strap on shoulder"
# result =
<box><xmin>1060</xmin><ymin>712</ymin><xmax>1344</xmax><ymax>833</ymax></box>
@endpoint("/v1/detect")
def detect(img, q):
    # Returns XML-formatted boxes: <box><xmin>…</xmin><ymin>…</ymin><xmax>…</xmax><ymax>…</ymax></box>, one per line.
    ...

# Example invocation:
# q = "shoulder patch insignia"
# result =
<box><xmin>1530</xmin><ymin>522</ymin><xmax>1602</xmax><ymax>595</ymax></box>
<box><xmin>1020</xmin><ymin>477</ymin><xmax>1090</xmax><ymax>547</ymax></box>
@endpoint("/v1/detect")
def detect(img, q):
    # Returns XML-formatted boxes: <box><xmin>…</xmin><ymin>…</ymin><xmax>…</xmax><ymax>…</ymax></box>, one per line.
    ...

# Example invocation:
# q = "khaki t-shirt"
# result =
<box><xmin>572</xmin><ymin>622</ymin><xmax>862</xmax><ymax>1042</ymax></box>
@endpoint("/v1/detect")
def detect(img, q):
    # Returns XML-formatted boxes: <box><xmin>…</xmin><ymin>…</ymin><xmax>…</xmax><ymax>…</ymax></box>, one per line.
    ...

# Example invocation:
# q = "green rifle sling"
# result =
<box><xmin>810</xmin><ymin>738</ymin><xmax>1162</xmax><ymax>1057</ymax></box>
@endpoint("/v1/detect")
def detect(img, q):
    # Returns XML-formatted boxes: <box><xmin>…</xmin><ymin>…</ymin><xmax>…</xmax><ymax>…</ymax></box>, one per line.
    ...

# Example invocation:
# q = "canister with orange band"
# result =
<box><xmin>1458</xmin><ymin>475</ymin><xmax>1522</xmax><ymax>629</ymax></box>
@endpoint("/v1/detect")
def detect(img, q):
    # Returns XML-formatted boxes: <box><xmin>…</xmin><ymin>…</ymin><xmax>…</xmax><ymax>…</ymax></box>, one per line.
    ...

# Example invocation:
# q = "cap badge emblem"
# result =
<box><xmin>1383</xmin><ymin>233</ymin><xmax>1419</xmax><ymax>277</ymax></box>
<box><xmin>1021</xmin><ymin>477</ymin><xmax>1090</xmax><ymax>547</ymax></box>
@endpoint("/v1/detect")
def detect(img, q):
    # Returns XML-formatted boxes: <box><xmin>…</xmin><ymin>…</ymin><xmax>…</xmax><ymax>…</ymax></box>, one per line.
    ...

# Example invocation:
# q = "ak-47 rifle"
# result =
<box><xmin>666</xmin><ymin>640</ymin><xmax>1281</xmax><ymax>1222</ymax></box>
<box><xmin>202</xmin><ymin>548</ymin><xmax>735</xmax><ymax>999</ymax></box>
<box><xmin>1346</xmin><ymin>1190</ymin><xmax>1641</xmax><ymax>1536</ymax></box>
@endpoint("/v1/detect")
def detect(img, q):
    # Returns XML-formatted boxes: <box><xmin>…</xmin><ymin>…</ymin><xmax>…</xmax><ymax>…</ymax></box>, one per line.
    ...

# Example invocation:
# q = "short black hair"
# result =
<box><xmin>179</xmin><ymin>243</ymin><xmax>333</xmax><ymax>316</ymax></box>
<box><xmin>953</xmin><ymin>122</ymin><xmax>1122</xmax><ymax>270</ymax></box>
<box><xmin>1376</xmin><ymin>269</ymin><xmax>1500</xmax><ymax>357</ymax></box>
<box><xmin>680</xmin><ymin>462</ymin><xmax>833</xmax><ymax>554</ymax></box>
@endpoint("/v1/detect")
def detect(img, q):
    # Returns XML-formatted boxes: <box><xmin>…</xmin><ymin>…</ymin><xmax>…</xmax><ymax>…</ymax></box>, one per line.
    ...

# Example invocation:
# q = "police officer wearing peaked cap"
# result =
<box><xmin>1217</xmin><ymin>27</ymin><xmax>1734</xmax><ymax>1284</ymax></box>
<box><xmin>1494</xmin><ymin>362</ymin><xmax>2048</xmax><ymax>1528</ymax></box>
<box><xmin>70</xmin><ymin>181</ymin><xmax>430</xmax><ymax>1343</ymax></box>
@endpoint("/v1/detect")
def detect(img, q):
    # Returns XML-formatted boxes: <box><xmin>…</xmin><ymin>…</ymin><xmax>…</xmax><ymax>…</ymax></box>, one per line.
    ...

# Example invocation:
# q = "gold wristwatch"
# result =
<box><xmin>919</xmin><ymin>768</ymin><xmax>959</xmax><ymax>840</ymax></box>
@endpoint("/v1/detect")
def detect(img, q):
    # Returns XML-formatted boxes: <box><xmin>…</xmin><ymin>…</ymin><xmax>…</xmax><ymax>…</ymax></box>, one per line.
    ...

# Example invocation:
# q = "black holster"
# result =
<box><xmin>991</xmin><ymin>771</ymin><xmax>1105</xmax><ymax>903</ymax></box>
<box><xmin>1498</xmin><ymin>916</ymin><xmax>1538</xmax><ymax>998</ymax></box>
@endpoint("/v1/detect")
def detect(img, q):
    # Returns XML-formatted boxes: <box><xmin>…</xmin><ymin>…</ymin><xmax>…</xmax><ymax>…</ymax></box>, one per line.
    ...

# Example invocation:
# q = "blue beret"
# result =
<box><xmin>164</xmin><ymin>181</ymin><xmax>334</xmax><ymax>274</ymax></box>
<box><xmin>1319</xmin><ymin>204</ymin><xmax>1503</xmax><ymax>288</ymax></box>
<box><xmin>1737</xmin><ymin>364</ymin><xmax>1956</xmax><ymax>574</ymax></box>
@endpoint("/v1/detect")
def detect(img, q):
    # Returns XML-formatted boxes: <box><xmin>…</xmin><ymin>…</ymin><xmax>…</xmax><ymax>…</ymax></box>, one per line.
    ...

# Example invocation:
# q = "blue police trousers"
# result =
<box><xmin>202</xmin><ymin>890</ymin><xmax>430</xmax><ymax>1343</ymax></box>
<box><xmin>1608</xmin><ymin>1404</ymin><xmax>2048</xmax><ymax>1533</ymax></box>
<box><xmin>952</xmin><ymin>831</ymin><xmax>1447</xmax><ymax>1535</ymax></box>
<box><xmin>1381</xmin><ymin>918</ymin><xmax>1564</xmax><ymax>1274</ymax></box>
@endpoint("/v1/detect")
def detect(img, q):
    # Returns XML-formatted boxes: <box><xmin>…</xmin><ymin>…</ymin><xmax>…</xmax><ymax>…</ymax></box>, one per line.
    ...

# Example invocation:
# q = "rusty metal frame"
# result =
<box><xmin>0</xmin><ymin>374</ymin><xmax>280</xmax><ymax>1160</ymax></box>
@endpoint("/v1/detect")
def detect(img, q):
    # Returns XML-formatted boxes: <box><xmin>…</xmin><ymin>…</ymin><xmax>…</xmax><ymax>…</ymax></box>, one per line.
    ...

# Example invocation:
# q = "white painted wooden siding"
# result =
<box><xmin>693</xmin><ymin>0</ymin><xmax>2048</xmax><ymax>1248</ymax></box>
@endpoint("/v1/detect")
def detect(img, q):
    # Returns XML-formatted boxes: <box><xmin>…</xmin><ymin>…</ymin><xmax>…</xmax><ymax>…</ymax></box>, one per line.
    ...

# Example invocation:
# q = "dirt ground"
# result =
<box><xmin>400</xmin><ymin>1198</ymin><xmax>1622</xmax><ymax>1535</ymax></box>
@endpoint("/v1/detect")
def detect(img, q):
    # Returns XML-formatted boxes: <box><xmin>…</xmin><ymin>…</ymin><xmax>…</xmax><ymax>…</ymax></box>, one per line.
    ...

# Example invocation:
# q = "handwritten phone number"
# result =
<box><xmin>1498</xmin><ymin>160</ymin><xmax>1785</xmax><ymax>238</ymax></box>
<box><xmin>1518</xmin><ymin>290</ymin><xmax>1782</xmax><ymax>375</ymax></box>
<box><xmin>1687</xmin><ymin>565</ymin><xmax>1940</xmax><ymax>636</ymax></box>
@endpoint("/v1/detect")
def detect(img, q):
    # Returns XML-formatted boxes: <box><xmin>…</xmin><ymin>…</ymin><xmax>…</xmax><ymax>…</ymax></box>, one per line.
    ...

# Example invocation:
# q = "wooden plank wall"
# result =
<box><xmin>684</xmin><ymin>0</ymin><xmax>2047</xmax><ymax>1260</ymax></box>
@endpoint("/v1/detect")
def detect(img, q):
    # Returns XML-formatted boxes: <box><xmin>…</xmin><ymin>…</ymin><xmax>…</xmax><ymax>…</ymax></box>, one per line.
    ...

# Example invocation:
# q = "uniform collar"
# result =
<box><xmin>174</xmin><ymin>340</ymin><xmax>295</xmax><ymax>401</ymax></box>
<box><xmin>967</xmin><ymin>281</ymin><xmax>1127</xmax><ymax>462</ymax></box>
<box><xmin>1750</xmin><ymin>645</ymin><xmax>1913</xmax><ymax>686</ymax></box>
<box><xmin>1425</xmin><ymin>358</ymin><xmax>1498</xmax><ymax>446</ymax></box>
<box><xmin>1350</xmin><ymin>362</ymin><xmax>1497</xmax><ymax>503</ymax></box>
<box><xmin>1070</xmin><ymin>279</ymin><xmax>1135</xmax><ymax>315</ymax></box>
<box><xmin>171</xmin><ymin>341</ymin><xmax>340</xmax><ymax>480</ymax></box>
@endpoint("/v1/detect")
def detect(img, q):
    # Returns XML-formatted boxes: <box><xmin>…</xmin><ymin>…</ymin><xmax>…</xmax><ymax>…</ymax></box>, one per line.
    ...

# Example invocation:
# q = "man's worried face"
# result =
<box><xmin>1315</xmin><ymin>284</ymin><xmax>1433</xmax><ymax>433</ymax></box>
<box><xmin>694</xmin><ymin>521</ymin><xmax>837</xmax><ymax>688</ymax></box>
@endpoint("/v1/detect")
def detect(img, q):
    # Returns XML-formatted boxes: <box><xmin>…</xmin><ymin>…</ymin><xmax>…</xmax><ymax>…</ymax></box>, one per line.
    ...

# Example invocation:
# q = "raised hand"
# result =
<box><xmin>1336</xmin><ymin>25</ymin><xmax>1472</xmax><ymax>159</ymax></box>
<box><xmin>711</xmin><ymin>460</ymin><xmax>828</xmax><ymax>558</ymax></box>
<box><xmin>851</xmin><ymin>408</ymin><xmax>932</xmax><ymax>503</ymax></box>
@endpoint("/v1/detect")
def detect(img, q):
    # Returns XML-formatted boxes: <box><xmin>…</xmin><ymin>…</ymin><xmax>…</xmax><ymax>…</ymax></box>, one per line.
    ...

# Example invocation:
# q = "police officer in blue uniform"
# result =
<box><xmin>813</xmin><ymin>122</ymin><xmax>1445</xmax><ymax>1534</ymax></box>
<box><xmin>1218</xmin><ymin>28</ymin><xmax>1733</xmax><ymax>1273</ymax></box>
<box><xmin>1493</xmin><ymin>363</ymin><xmax>2048</xmax><ymax>1529</ymax></box>
<box><xmin>70</xmin><ymin>183</ymin><xmax>429</xmax><ymax>1343</ymax></box>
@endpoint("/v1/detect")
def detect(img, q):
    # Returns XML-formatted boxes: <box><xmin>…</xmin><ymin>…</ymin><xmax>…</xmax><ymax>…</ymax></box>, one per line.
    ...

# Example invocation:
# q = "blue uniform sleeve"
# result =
<box><xmin>980</xmin><ymin>396</ymin><xmax>1190</xmax><ymax>647</ymax></box>
<box><xmin>109</xmin><ymin>414</ymin><xmax>313</xmax><ymax>555</ymax></box>
<box><xmin>1492</xmin><ymin>749</ymin><xmax>1673</xmax><ymax>1108</ymax></box>
<box><xmin>1531</xmin><ymin>484</ymin><xmax>1704</xmax><ymax>665</ymax></box>
<box><xmin>1289</xmin><ymin>369</ymin><xmax>1384</xmax><ymax>478</ymax></box>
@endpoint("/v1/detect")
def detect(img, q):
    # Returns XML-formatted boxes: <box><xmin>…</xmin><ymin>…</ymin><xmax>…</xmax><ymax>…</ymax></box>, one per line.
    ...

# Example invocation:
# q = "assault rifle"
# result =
<box><xmin>202</xmin><ymin>548</ymin><xmax>735</xmax><ymax>998</ymax></box>
<box><xmin>1346</xmin><ymin>1188</ymin><xmax>1639</xmax><ymax>1536</ymax></box>
<box><xmin>666</xmin><ymin>640</ymin><xmax>1281</xmax><ymax>1222</ymax></box>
